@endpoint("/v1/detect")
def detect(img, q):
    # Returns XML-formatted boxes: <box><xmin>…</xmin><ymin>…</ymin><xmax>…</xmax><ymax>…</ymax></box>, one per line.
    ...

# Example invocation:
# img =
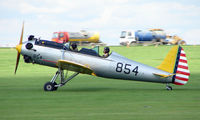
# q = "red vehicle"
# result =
<box><xmin>52</xmin><ymin>31</ymin><xmax>100</xmax><ymax>43</ymax></box>
<box><xmin>52</xmin><ymin>32</ymin><xmax>69</xmax><ymax>43</ymax></box>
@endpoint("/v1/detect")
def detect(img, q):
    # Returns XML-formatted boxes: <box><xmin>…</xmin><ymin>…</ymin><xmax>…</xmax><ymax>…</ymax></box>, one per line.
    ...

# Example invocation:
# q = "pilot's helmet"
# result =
<box><xmin>71</xmin><ymin>43</ymin><xmax>77</xmax><ymax>49</ymax></box>
<box><xmin>104</xmin><ymin>47</ymin><xmax>110</xmax><ymax>53</ymax></box>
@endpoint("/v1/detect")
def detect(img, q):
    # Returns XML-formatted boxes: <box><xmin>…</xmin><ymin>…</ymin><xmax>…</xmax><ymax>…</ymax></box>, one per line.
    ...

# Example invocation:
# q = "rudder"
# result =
<box><xmin>157</xmin><ymin>46</ymin><xmax>190</xmax><ymax>85</ymax></box>
<box><xmin>172</xmin><ymin>46</ymin><xmax>190</xmax><ymax>85</ymax></box>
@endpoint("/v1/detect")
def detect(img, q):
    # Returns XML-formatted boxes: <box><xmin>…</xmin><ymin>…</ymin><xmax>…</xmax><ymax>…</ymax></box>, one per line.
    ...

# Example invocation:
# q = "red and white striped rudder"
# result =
<box><xmin>173</xmin><ymin>46</ymin><xmax>190</xmax><ymax>85</ymax></box>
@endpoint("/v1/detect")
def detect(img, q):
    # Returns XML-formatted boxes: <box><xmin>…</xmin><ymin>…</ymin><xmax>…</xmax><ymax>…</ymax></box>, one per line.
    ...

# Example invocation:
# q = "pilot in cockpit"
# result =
<box><xmin>71</xmin><ymin>43</ymin><xmax>78</xmax><ymax>52</ymax></box>
<box><xmin>102</xmin><ymin>47</ymin><xmax>110</xmax><ymax>58</ymax></box>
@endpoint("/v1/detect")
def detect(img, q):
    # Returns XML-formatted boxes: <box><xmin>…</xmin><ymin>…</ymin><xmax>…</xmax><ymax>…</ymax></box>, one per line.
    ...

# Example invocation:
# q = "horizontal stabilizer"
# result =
<box><xmin>153</xmin><ymin>73</ymin><xmax>174</xmax><ymax>78</ymax></box>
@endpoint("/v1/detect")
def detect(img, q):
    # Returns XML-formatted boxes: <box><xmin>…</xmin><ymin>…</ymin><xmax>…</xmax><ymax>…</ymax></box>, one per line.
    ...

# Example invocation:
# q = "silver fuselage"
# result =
<box><xmin>21</xmin><ymin>40</ymin><xmax>173</xmax><ymax>84</ymax></box>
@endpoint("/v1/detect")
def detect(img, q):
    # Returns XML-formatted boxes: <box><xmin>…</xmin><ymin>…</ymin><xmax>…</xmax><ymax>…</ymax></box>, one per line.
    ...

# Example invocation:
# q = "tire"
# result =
<box><xmin>178</xmin><ymin>40</ymin><xmax>186</xmax><ymax>45</ymax></box>
<box><xmin>44</xmin><ymin>82</ymin><xmax>55</xmax><ymax>91</ymax></box>
<box><xmin>166</xmin><ymin>86</ymin><xmax>173</xmax><ymax>91</ymax></box>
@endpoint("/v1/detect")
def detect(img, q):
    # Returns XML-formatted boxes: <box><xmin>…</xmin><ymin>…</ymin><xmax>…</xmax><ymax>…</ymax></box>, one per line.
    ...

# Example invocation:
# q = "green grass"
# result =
<box><xmin>0</xmin><ymin>46</ymin><xmax>200</xmax><ymax>120</ymax></box>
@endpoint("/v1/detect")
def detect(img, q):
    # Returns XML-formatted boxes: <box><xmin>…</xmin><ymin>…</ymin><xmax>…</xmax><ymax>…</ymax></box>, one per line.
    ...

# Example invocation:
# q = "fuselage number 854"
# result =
<box><xmin>116</xmin><ymin>62</ymin><xmax>139</xmax><ymax>76</ymax></box>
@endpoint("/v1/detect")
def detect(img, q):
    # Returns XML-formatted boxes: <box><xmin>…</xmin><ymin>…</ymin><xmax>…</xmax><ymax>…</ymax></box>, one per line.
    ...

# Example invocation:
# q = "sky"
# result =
<box><xmin>0</xmin><ymin>0</ymin><xmax>200</xmax><ymax>46</ymax></box>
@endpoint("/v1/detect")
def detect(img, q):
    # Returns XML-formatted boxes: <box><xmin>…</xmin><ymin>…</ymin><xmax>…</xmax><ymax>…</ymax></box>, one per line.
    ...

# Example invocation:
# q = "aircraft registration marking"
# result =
<box><xmin>116</xmin><ymin>62</ymin><xmax>139</xmax><ymax>76</ymax></box>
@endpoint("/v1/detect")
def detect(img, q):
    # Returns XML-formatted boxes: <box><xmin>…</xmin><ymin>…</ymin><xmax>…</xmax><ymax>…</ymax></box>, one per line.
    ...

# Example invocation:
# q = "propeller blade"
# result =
<box><xmin>14</xmin><ymin>52</ymin><xmax>20</xmax><ymax>74</ymax></box>
<box><xmin>14</xmin><ymin>22</ymin><xmax>24</xmax><ymax>74</ymax></box>
<box><xmin>19</xmin><ymin>22</ymin><xmax>24</xmax><ymax>45</ymax></box>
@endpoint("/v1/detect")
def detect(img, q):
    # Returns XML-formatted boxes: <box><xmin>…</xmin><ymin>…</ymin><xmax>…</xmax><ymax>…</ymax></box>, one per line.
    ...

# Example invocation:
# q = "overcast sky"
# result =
<box><xmin>0</xmin><ymin>0</ymin><xmax>200</xmax><ymax>45</ymax></box>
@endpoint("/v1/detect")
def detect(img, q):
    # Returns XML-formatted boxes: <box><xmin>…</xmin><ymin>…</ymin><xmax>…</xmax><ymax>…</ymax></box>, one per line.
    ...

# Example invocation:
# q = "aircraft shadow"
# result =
<box><xmin>59</xmin><ymin>87</ymin><xmax>200</xmax><ymax>92</ymax></box>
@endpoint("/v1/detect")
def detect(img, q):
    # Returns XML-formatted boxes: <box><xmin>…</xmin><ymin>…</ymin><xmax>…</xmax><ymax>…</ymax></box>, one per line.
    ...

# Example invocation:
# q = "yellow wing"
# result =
<box><xmin>57</xmin><ymin>60</ymin><xmax>96</xmax><ymax>75</ymax></box>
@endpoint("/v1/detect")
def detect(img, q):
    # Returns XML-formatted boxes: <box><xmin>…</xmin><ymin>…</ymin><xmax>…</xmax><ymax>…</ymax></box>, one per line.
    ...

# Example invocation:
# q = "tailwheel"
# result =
<box><xmin>166</xmin><ymin>85</ymin><xmax>172</xmax><ymax>91</ymax></box>
<box><xmin>44</xmin><ymin>82</ymin><xmax>57</xmax><ymax>91</ymax></box>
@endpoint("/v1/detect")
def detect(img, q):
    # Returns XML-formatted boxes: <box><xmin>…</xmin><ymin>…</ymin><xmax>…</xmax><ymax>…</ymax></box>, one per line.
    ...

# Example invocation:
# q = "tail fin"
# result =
<box><xmin>157</xmin><ymin>46</ymin><xmax>190</xmax><ymax>85</ymax></box>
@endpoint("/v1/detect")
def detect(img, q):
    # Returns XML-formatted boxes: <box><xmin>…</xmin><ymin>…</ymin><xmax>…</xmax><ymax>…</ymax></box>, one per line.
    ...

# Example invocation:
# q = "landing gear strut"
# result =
<box><xmin>166</xmin><ymin>84</ymin><xmax>172</xmax><ymax>91</ymax></box>
<box><xmin>44</xmin><ymin>68</ymin><xmax>79</xmax><ymax>91</ymax></box>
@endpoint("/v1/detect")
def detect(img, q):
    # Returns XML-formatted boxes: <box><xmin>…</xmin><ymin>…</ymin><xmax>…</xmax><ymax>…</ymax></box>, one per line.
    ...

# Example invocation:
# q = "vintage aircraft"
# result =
<box><xmin>15</xmin><ymin>23</ymin><xmax>190</xmax><ymax>91</ymax></box>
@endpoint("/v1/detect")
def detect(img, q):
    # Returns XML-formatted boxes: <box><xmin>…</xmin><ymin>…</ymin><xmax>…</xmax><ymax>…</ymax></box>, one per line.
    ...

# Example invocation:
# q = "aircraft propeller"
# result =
<box><xmin>14</xmin><ymin>22</ymin><xmax>24</xmax><ymax>74</ymax></box>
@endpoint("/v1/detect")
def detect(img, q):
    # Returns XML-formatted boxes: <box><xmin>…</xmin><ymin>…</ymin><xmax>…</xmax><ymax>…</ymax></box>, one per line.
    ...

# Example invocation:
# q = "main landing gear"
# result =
<box><xmin>166</xmin><ymin>83</ymin><xmax>172</xmax><ymax>91</ymax></box>
<box><xmin>44</xmin><ymin>68</ymin><xmax>79</xmax><ymax>91</ymax></box>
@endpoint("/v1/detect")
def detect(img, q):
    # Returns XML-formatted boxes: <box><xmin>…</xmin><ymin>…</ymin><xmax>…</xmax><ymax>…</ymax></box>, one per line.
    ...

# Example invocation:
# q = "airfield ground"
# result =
<box><xmin>0</xmin><ymin>45</ymin><xmax>199</xmax><ymax>120</ymax></box>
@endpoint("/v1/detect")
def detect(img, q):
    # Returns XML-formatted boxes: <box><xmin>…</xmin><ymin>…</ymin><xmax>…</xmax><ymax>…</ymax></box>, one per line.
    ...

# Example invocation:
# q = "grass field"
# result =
<box><xmin>0</xmin><ymin>45</ymin><xmax>200</xmax><ymax>120</ymax></box>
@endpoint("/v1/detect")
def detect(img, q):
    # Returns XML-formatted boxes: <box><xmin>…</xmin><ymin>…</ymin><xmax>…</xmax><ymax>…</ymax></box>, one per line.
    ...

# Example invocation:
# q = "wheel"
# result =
<box><xmin>53</xmin><ymin>82</ymin><xmax>58</xmax><ymax>91</ymax></box>
<box><xmin>178</xmin><ymin>40</ymin><xmax>186</xmax><ymax>45</ymax></box>
<box><xmin>166</xmin><ymin>86</ymin><xmax>172</xmax><ymax>91</ymax></box>
<box><xmin>44</xmin><ymin>82</ymin><xmax>55</xmax><ymax>91</ymax></box>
